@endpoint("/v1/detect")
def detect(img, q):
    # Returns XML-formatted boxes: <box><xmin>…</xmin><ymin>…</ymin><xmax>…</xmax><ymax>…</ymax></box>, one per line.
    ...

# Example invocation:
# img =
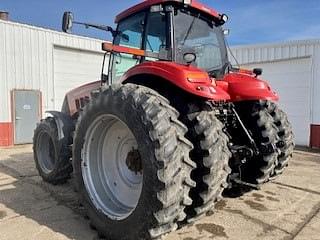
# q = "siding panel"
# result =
<box><xmin>0</xmin><ymin>19</ymin><xmax>105</xmax><ymax>122</ymax></box>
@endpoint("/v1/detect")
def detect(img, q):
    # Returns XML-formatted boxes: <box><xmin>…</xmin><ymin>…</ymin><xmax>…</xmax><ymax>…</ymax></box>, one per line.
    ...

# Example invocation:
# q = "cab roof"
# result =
<box><xmin>115</xmin><ymin>0</ymin><xmax>221</xmax><ymax>23</ymax></box>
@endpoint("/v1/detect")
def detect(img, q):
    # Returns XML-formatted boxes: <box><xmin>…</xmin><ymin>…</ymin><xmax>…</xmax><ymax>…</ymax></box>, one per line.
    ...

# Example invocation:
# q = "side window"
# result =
<box><xmin>145</xmin><ymin>12</ymin><xmax>167</xmax><ymax>53</ymax></box>
<box><xmin>114</xmin><ymin>12</ymin><xmax>145</xmax><ymax>49</ymax></box>
<box><xmin>110</xmin><ymin>53</ymin><xmax>140</xmax><ymax>82</ymax></box>
<box><xmin>111</xmin><ymin>12</ymin><xmax>145</xmax><ymax>83</ymax></box>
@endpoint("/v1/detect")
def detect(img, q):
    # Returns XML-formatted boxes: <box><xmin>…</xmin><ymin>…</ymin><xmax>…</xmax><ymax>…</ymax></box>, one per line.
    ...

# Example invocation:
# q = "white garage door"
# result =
<box><xmin>243</xmin><ymin>57</ymin><xmax>312</xmax><ymax>146</ymax></box>
<box><xmin>53</xmin><ymin>46</ymin><xmax>105</xmax><ymax>111</ymax></box>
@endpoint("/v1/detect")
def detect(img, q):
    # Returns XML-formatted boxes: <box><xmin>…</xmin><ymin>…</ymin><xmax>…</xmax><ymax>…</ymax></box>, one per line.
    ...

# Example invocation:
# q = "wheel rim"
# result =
<box><xmin>82</xmin><ymin>114</ymin><xmax>143</xmax><ymax>220</ymax></box>
<box><xmin>36</xmin><ymin>132</ymin><xmax>56</xmax><ymax>174</ymax></box>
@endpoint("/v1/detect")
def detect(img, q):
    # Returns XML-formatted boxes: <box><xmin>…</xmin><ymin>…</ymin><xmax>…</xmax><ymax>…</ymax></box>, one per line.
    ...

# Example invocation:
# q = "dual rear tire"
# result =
<box><xmin>232</xmin><ymin>101</ymin><xmax>294</xmax><ymax>186</ymax></box>
<box><xmin>73</xmin><ymin>84</ymin><xmax>196</xmax><ymax>239</ymax></box>
<box><xmin>72</xmin><ymin>84</ymin><xmax>231</xmax><ymax>239</ymax></box>
<box><xmin>267</xmin><ymin>102</ymin><xmax>295</xmax><ymax>178</ymax></box>
<box><xmin>179</xmin><ymin>104</ymin><xmax>231</xmax><ymax>223</ymax></box>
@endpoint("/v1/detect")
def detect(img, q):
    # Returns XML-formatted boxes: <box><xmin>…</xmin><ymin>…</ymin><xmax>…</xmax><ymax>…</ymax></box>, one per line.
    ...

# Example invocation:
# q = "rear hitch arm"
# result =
<box><xmin>232</xmin><ymin>107</ymin><xmax>260</xmax><ymax>154</ymax></box>
<box><xmin>231</xmin><ymin>106</ymin><xmax>280</xmax><ymax>156</ymax></box>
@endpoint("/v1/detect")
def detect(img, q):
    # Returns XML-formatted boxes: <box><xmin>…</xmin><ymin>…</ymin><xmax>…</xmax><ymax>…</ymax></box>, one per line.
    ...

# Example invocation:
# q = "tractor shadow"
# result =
<box><xmin>223</xmin><ymin>185</ymin><xmax>253</xmax><ymax>198</ymax></box>
<box><xmin>0</xmin><ymin>150</ymin><xmax>102</xmax><ymax>240</ymax></box>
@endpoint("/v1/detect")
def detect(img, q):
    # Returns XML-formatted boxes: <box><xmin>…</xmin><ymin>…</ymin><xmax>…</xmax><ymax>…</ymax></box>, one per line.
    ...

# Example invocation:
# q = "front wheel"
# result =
<box><xmin>33</xmin><ymin>117</ymin><xmax>72</xmax><ymax>184</ymax></box>
<box><xmin>73</xmin><ymin>84</ymin><xmax>195</xmax><ymax>240</ymax></box>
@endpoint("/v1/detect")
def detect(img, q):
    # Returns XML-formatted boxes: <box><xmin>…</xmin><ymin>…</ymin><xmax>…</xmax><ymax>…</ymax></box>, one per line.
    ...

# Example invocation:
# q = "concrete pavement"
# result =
<box><xmin>0</xmin><ymin>145</ymin><xmax>319</xmax><ymax>240</ymax></box>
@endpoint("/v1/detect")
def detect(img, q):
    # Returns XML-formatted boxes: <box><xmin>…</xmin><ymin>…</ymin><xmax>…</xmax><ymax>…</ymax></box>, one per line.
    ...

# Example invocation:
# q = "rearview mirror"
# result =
<box><xmin>183</xmin><ymin>53</ymin><xmax>196</xmax><ymax>64</ymax></box>
<box><xmin>62</xmin><ymin>12</ymin><xmax>74</xmax><ymax>33</ymax></box>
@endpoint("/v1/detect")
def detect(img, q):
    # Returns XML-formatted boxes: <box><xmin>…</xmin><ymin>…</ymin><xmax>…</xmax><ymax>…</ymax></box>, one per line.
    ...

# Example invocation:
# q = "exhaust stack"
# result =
<box><xmin>0</xmin><ymin>11</ymin><xmax>9</xmax><ymax>21</ymax></box>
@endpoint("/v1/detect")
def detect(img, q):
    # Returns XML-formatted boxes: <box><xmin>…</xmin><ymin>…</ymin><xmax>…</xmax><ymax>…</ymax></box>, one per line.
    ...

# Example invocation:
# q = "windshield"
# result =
<box><xmin>174</xmin><ymin>9</ymin><xmax>228</xmax><ymax>77</ymax></box>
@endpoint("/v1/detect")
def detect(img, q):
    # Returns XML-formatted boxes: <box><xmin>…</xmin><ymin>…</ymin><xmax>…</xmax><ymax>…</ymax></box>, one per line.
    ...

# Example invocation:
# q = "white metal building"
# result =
<box><xmin>231</xmin><ymin>40</ymin><xmax>320</xmax><ymax>148</ymax></box>
<box><xmin>0</xmin><ymin>17</ymin><xmax>319</xmax><ymax>148</ymax></box>
<box><xmin>0</xmin><ymin>19</ymin><xmax>107</xmax><ymax>146</ymax></box>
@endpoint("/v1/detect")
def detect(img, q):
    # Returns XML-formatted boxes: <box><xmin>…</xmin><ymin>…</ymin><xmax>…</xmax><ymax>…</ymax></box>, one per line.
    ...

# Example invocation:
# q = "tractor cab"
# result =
<box><xmin>62</xmin><ymin>0</ymin><xmax>232</xmax><ymax>99</ymax></box>
<box><xmin>107</xmin><ymin>0</ymin><xmax>229</xmax><ymax>82</ymax></box>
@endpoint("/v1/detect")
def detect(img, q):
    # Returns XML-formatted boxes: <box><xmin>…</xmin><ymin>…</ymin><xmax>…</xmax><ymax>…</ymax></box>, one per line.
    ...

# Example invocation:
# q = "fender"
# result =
<box><xmin>46</xmin><ymin>111</ymin><xmax>75</xmax><ymax>141</ymax></box>
<box><xmin>121</xmin><ymin>61</ymin><xmax>230</xmax><ymax>101</ymax></box>
<box><xmin>218</xmin><ymin>72</ymin><xmax>279</xmax><ymax>102</ymax></box>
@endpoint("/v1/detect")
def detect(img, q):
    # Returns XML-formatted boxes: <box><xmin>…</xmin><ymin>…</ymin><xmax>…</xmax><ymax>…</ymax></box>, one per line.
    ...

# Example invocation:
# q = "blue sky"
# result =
<box><xmin>1</xmin><ymin>0</ymin><xmax>320</xmax><ymax>45</ymax></box>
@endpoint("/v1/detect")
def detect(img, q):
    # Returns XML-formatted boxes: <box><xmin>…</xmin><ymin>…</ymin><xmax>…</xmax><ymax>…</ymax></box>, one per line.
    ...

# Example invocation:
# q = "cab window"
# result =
<box><xmin>111</xmin><ymin>12</ymin><xmax>145</xmax><ymax>83</ymax></box>
<box><xmin>114</xmin><ymin>12</ymin><xmax>145</xmax><ymax>48</ymax></box>
<box><xmin>145</xmin><ymin>12</ymin><xmax>167</xmax><ymax>53</ymax></box>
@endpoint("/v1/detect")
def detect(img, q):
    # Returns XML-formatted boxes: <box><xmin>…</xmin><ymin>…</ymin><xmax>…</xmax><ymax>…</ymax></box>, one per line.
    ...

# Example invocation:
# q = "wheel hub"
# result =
<box><xmin>126</xmin><ymin>149</ymin><xmax>142</xmax><ymax>174</ymax></box>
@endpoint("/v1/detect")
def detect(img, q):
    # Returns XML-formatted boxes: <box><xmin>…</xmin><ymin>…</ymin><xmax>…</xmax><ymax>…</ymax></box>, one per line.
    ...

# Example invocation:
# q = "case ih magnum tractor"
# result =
<box><xmin>33</xmin><ymin>0</ymin><xmax>294</xmax><ymax>239</ymax></box>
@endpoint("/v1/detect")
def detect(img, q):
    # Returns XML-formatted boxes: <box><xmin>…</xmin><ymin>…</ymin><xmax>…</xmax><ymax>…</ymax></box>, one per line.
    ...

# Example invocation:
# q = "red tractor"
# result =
<box><xmin>33</xmin><ymin>0</ymin><xmax>294</xmax><ymax>239</ymax></box>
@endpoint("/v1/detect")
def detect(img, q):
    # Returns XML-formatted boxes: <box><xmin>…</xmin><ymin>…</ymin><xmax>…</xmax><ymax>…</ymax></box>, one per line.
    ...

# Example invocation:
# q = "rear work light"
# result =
<box><xmin>220</xmin><ymin>14</ymin><xmax>229</xmax><ymax>23</ymax></box>
<box><xmin>183</xmin><ymin>0</ymin><xmax>192</xmax><ymax>4</ymax></box>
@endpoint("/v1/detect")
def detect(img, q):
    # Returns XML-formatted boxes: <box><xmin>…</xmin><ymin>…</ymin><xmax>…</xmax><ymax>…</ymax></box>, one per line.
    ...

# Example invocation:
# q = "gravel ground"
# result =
<box><xmin>0</xmin><ymin>145</ymin><xmax>319</xmax><ymax>240</ymax></box>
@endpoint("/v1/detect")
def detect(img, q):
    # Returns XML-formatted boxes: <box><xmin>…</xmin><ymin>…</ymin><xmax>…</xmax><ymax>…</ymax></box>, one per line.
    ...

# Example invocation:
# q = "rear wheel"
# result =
<box><xmin>33</xmin><ymin>117</ymin><xmax>72</xmax><ymax>185</ymax></box>
<box><xmin>182</xmin><ymin>104</ymin><xmax>231</xmax><ymax>222</ymax></box>
<box><xmin>267</xmin><ymin>102</ymin><xmax>295</xmax><ymax>177</ymax></box>
<box><xmin>234</xmin><ymin>101</ymin><xmax>279</xmax><ymax>185</ymax></box>
<box><xmin>73</xmin><ymin>84</ymin><xmax>195</xmax><ymax>240</ymax></box>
